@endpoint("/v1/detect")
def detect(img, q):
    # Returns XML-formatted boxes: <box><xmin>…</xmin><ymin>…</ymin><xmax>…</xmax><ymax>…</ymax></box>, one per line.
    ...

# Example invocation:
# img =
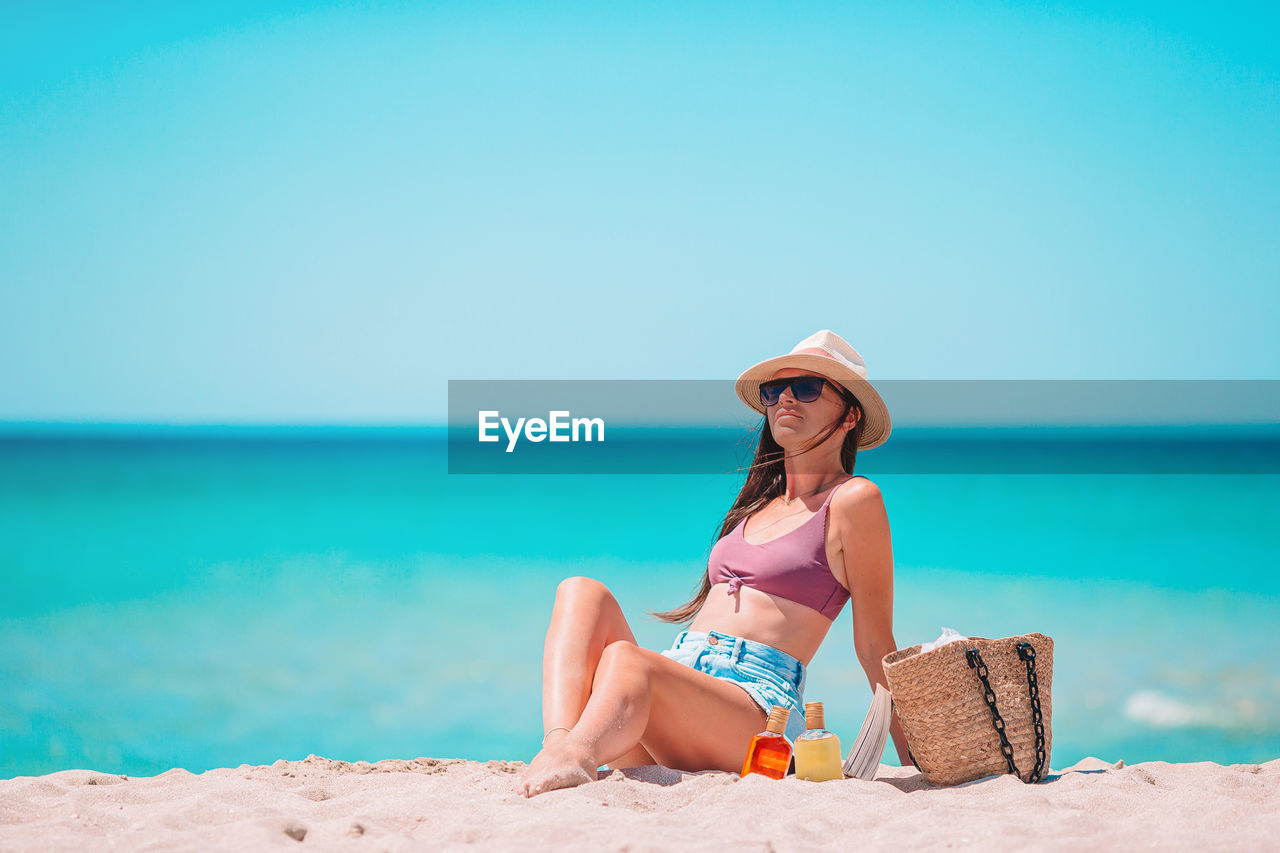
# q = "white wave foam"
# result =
<box><xmin>1123</xmin><ymin>690</ymin><xmax>1217</xmax><ymax>728</ymax></box>
<box><xmin>1126</xmin><ymin>686</ymin><xmax>1233</xmax><ymax>722</ymax></box>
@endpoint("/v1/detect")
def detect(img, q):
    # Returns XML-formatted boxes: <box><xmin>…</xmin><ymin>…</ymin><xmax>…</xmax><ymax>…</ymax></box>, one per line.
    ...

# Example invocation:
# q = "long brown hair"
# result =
<box><xmin>647</xmin><ymin>388</ymin><xmax>867</xmax><ymax>624</ymax></box>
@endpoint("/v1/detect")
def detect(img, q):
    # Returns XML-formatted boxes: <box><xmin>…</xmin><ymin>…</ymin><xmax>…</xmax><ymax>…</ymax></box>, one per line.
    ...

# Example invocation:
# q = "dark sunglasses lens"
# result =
<box><xmin>791</xmin><ymin>378</ymin><xmax>825</xmax><ymax>402</ymax></box>
<box><xmin>759</xmin><ymin>377</ymin><xmax>826</xmax><ymax>407</ymax></box>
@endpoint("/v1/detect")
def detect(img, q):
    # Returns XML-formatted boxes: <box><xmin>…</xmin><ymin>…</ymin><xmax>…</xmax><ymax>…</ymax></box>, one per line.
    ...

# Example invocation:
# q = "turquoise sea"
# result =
<box><xmin>2</xmin><ymin>427</ymin><xmax>1278</xmax><ymax>779</ymax></box>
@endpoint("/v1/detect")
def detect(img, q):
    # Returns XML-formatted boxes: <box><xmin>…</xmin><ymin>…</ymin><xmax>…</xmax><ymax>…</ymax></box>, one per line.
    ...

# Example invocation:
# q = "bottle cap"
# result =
<box><xmin>805</xmin><ymin>701</ymin><xmax>825</xmax><ymax>730</ymax></box>
<box><xmin>765</xmin><ymin>705</ymin><xmax>790</xmax><ymax>734</ymax></box>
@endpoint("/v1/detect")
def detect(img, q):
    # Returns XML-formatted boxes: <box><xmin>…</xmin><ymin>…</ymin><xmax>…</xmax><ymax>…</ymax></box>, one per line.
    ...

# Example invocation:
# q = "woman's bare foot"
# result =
<box><xmin>515</xmin><ymin>730</ymin><xmax>600</xmax><ymax>797</ymax></box>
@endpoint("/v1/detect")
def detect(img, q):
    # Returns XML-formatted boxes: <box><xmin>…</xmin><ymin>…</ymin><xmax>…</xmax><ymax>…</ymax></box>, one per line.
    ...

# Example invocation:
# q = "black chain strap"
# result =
<box><xmin>965</xmin><ymin>647</ymin><xmax>1018</xmax><ymax>777</ymax></box>
<box><xmin>965</xmin><ymin>641</ymin><xmax>1046</xmax><ymax>783</ymax></box>
<box><xmin>1017</xmin><ymin>642</ymin><xmax>1047</xmax><ymax>782</ymax></box>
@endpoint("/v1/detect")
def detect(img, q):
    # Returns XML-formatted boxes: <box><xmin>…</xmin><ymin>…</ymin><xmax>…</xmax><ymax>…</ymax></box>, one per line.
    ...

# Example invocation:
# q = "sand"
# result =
<box><xmin>1</xmin><ymin>755</ymin><xmax>1276</xmax><ymax>851</ymax></box>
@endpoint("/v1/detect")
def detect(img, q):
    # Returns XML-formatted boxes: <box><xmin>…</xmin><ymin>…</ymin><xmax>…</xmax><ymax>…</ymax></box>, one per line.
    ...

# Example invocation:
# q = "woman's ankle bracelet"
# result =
<box><xmin>542</xmin><ymin>726</ymin><xmax>572</xmax><ymax>744</ymax></box>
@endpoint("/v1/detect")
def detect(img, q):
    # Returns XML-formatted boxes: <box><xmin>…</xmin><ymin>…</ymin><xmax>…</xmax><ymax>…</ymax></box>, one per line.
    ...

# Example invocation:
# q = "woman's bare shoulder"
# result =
<box><xmin>835</xmin><ymin>474</ymin><xmax>883</xmax><ymax>503</ymax></box>
<box><xmin>830</xmin><ymin>476</ymin><xmax>889</xmax><ymax>531</ymax></box>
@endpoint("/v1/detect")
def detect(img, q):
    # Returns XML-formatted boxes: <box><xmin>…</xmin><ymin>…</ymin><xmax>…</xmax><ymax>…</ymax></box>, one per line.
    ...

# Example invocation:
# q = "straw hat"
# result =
<box><xmin>735</xmin><ymin>329</ymin><xmax>892</xmax><ymax>450</ymax></box>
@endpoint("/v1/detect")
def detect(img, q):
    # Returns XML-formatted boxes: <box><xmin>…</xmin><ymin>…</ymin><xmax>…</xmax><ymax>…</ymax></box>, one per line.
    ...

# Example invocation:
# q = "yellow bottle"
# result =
<box><xmin>794</xmin><ymin>701</ymin><xmax>843</xmax><ymax>782</ymax></box>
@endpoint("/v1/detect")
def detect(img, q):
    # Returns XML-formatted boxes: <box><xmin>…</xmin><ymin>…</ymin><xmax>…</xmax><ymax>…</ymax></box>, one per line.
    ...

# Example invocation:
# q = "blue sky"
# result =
<box><xmin>1</xmin><ymin>1</ymin><xmax>1276</xmax><ymax>424</ymax></box>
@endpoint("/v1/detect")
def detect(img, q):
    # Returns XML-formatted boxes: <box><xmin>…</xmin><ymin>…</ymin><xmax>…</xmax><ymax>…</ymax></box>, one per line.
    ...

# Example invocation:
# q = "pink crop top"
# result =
<box><xmin>706</xmin><ymin>476</ymin><xmax>860</xmax><ymax>621</ymax></box>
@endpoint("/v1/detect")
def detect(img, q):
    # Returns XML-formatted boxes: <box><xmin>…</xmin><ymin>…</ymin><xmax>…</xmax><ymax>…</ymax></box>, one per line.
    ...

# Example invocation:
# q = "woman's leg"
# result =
<box><xmin>536</xmin><ymin>576</ymin><xmax>656</xmax><ymax>768</ymax></box>
<box><xmin>516</xmin><ymin>641</ymin><xmax>770</xmax><ymax>797</ymax></box>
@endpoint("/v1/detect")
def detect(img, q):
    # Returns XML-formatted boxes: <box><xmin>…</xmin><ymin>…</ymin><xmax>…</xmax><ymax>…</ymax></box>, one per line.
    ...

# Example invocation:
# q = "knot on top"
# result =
<box><xmin>726</xmin><ymin>576</ymin><xmax>742</xmax><ymax>595</ymax></box>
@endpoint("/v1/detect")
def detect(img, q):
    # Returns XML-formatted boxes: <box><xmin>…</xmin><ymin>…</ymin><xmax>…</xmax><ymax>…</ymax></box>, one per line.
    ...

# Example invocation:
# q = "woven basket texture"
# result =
<box><xmin>882</xmin><ymin>633</ymin><xmax>1053</xmax><ymax>786</ymax></box>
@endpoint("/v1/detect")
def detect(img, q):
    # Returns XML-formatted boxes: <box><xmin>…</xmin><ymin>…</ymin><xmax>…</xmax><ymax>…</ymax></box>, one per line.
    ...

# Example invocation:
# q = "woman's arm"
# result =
<box><xmin>834</xmin><ymin>479</ymin><xmax>914</xmax><ymax>766</ymax></box>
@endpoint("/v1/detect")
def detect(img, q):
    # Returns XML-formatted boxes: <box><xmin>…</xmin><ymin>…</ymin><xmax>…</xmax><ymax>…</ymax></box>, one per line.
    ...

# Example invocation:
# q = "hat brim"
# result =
<box><xmin>735</xmin><ymin>354</ymin><xmax>892</xmax><ymax>450</ymax></box>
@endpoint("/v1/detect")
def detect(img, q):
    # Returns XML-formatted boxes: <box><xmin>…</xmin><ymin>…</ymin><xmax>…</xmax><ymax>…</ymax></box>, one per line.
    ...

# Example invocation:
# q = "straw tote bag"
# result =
<box><xmin>881</xmin><ymin>633</ymin><xmax>1053</xmax><ymax>786</ymax></box>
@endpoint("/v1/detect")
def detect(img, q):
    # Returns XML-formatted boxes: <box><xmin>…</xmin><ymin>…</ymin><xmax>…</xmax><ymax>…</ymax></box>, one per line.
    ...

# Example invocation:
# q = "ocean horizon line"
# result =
<box><xmin>2</xmin><ymin>420</ymin><xmax>1280</xmax><ymax>441</ymax></box>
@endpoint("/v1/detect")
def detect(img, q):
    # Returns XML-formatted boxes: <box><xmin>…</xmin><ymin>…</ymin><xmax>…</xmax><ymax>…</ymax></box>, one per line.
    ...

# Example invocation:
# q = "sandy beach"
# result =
<box><xmin>1</xmin><ymin>755</ymin><xmax>1275</xmax><ymax>851</ymax></box>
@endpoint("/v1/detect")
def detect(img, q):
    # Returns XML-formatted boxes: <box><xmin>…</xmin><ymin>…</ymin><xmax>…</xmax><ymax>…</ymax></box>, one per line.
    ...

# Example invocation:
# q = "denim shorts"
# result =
<box><xmin>659</xmin><ymin>628</ymin><xmax>808</xmax><ymax>744</ymax></box>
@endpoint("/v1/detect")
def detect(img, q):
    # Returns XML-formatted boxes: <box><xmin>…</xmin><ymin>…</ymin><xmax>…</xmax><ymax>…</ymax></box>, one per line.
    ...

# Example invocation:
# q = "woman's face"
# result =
<box><xmin>764</xmin><ymin>367</ymin><xmax>860</xmax><ymax>444</ymax></box>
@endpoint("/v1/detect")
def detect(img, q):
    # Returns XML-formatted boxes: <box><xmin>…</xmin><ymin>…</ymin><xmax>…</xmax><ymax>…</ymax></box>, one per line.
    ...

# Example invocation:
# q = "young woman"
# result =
<box><xmin>515</xmin><ymin>330</ymin><xmax>910</xmax><ymax>797</ymax></box>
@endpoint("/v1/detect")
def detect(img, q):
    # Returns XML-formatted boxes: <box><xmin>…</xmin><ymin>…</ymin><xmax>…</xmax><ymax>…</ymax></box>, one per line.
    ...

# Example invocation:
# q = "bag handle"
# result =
<box><xmin>965</xmin><ymin>641</ymin><xmax>1047</xmax><ymax>783</ymax></box>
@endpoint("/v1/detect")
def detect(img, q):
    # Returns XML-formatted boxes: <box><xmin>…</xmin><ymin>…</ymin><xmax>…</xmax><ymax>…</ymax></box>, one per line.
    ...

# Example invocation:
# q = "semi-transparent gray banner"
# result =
<box><xmin>447</xmin><ymin>380</ymin><xmax>1280</xmax><ymax>474</ymax></box>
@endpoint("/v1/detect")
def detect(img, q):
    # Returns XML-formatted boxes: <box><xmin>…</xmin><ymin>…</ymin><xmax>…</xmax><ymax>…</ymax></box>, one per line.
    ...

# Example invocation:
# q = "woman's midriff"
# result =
<box><xmin>688</xmin><ymin>583</ymin><xmax>834</xmax><ymax>666</ymax></box>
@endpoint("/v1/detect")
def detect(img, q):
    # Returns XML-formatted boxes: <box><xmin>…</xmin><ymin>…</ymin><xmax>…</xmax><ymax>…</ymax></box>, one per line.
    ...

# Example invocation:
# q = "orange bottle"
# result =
<box><xmin>740</xmin><ymin>706</ymin><xmax>793</xmax><ymax>779</ymax></box>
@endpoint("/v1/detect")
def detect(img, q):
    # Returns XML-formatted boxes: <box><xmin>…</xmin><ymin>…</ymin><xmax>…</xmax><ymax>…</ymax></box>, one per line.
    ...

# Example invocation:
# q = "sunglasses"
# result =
<box><xmin>759</xmin><ymin>375</ymin><xmax>842</xmax><ymax>407</ymax></box>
